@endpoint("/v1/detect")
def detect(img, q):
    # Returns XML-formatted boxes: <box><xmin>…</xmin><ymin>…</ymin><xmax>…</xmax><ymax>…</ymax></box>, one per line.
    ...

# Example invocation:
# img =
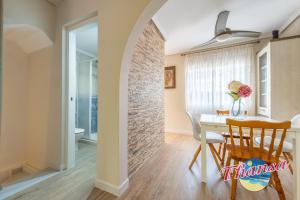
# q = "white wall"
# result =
<box><xmin>0</xmin><ymin>41</ymin><xmax>55</xmax><ymax>173</ymax></box>
<box><xmin>1</xmin><ymin>0</ymin><xmax>57</xmax><ymax>172</ymax></box>
<box><xmin>281</xmin><ymin>16</ymin><xmax>300</xmax><ymax>37</ymax></box>
<box><xmin>0</xmin><ymin>40</ymin><xmax>28</xmax><ymax>171</ymax></box>
<box><xmin>164</xmin><ymin>54</ymin><xmax>192</xmax><ymax>135</ymax></box>
<box><xmin>26</xmin><ymin>46</ymin><xmax>54</xmax><ymax>170</ymax></box>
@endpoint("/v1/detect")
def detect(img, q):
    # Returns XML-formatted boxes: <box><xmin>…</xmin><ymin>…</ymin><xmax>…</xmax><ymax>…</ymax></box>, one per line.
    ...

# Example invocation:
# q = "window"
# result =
<box><xmin>185</xmin><ymin>46</ymin><xmax>254</xmax><ymax>114</ymax></box>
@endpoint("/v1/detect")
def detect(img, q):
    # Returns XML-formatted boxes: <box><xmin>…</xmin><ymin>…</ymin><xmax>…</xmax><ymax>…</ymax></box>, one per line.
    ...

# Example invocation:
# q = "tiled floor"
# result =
<box><xmin>82</xmin><ymin>133</ymin><xmax>98</xmax><ymax>142</ymax></box>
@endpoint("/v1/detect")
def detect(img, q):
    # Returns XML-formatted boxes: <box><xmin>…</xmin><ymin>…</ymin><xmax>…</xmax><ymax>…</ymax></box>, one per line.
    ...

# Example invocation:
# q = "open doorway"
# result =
<box><xmin>65</xmin><ymin>17</ymin><xmax>98</xmax><ymax>169</ymax></box>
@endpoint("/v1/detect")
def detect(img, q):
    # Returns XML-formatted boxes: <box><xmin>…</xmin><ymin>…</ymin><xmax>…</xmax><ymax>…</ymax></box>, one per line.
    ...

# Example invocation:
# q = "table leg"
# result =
<box><xmin>294</xmin><ymin>133</ymin><xmax>300</xmax><ymax>200</ymax></box>
<box><xmin>201</xmin><ymin>127</ymin><xmax>207</xmax><ymax>182</ymax></box>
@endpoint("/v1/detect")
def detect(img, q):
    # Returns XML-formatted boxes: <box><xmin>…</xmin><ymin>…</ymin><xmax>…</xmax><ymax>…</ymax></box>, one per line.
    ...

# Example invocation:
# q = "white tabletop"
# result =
<box><xmin>199</xmin><ymin>114</ymin><xmax>300</xmax><ymax>131</ymax></box>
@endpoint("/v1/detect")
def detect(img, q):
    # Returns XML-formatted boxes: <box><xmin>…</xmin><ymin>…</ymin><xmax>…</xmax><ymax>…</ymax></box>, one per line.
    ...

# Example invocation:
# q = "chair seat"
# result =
<box><xmin>254</xmin><ymin>136</ymin><xmax>293</xmax><ymax>152</ymax></box>
<box><xmin>226</xmin><ymin>144</ymin><xmax>279</xmax><ymax>163</ymax></box>
<box><xmin>221</xmin><ymin>132</ymin><xmax>250</xmax><ymax>139</ymax></box>
<box><xmin>198</xmin><ymin>132</ymin><xmax>225</xmax><ymax>144</ymax></box>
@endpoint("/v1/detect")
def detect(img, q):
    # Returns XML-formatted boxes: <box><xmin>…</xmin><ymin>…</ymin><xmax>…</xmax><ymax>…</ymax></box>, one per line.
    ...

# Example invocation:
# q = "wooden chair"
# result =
<box><xmin>216</xmin><ymin>110</ymin><xmax>230</xmax><ymax>115</ymax></box>
<box><xmin>186</xmin><ymin>112</ymin><xmax>225</xmax><ymax>173</ymax></box>
<box><xmin>254</xmin><ymin>114</ymin><xmax>300</xmax><ymax>174</ymax></box>
<box><xmin>216</xmin><ymin>110</ymin><xmax>250</xmax><ymax>165</ymax></box>
<box><xmin>225</xmin><ymin>119</ymin><xmax>291</xmax><ymax>200</ymax></box>
<box><xmin>216</xmin><ymin>109</ymin><xmax>248</xmax><ymax>116</ymax></box>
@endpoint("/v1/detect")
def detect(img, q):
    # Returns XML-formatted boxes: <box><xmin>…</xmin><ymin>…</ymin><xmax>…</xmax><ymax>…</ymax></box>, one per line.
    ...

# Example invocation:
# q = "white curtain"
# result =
<box><xmin>185</xmin><ymin>45</ymin><xmax>255</xmax><ymax>114</ymax></box>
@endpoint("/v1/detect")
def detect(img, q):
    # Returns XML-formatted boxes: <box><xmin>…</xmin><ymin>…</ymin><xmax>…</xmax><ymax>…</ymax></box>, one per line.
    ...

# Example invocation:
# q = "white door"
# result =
<box><xmin>66</xmin><ymin>31</ymin><xmax>77</xmax><ymax>168</ymax></box>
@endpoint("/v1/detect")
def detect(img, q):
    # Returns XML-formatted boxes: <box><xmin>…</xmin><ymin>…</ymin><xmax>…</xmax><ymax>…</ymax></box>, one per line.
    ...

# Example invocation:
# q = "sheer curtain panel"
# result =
<box><xmin>185</xmin><ymin>45</ymin><xmax>255</xmax><ymax>114</ymax></box>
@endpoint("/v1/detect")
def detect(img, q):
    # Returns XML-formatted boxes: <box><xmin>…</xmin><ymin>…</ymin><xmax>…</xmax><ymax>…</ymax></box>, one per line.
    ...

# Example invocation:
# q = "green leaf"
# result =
<box><xmin>228</xmin><ymin>92</ymin><xmax>240</xmax><ymax>101</ymax></box>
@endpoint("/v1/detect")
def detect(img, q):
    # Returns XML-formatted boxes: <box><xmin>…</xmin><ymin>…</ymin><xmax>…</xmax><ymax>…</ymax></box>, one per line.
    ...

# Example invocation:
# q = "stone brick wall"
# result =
<box><xmin>128</xmin><ymin>21</ymin><xmax>165</xmax><ymax>175</ymax></box>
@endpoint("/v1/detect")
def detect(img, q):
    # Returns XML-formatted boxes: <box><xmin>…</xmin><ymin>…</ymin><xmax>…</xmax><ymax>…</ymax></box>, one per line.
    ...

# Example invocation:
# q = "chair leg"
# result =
<box><xmin>283</xmin><ymin>152</ymin><xmax>293</xmax><ymax>174</ymax></box>
<box><xmin>269</xmin><ymin>174</ymin><xmax>275</xmax><ymax>188</ymax></box>
<box><xmin>272</xmin><ymin>171</ymin><xmax>286</xmax><ymax>200</ymax></box>
<box><xmin>222</xmin><ymin>154</ymin><xmax>232</xmax><ymax>178</ymax></box>
<box><xmin>189</xmin><ymin>144</ymin><xmax>201</xmax><ymax>170</ymax></box>
<box><xmin>210</xmin><ymin>143</ymin><xmax>222</xmax><ymax>162</ymax></box>
<box><xmin>221</xmin><ymin>140</ymin><xmax>227</xmax><ymax>165</ymax></box>
<box><xmin>225</xmin><ymin>154</ymin><xmax>232</xmax><ymax>167</ymax></box>
<box><xmin>286</xmin><ymin>152</ymin><xmax>293</xmax><ymax>161</ymax></box>
<box><xmin>231</xmin><ymin>159</ymin><xmax>238</xmax><ymax>200</ymax></box>
<box><xmin>218</xmin><ymin>143</ymin><xmax>222</xmax><ymax>155</ymax></box>
<box><xmin>209</xmin><ymin>144</ymin><xmax>222</xmax><ymax>173</ymax></box>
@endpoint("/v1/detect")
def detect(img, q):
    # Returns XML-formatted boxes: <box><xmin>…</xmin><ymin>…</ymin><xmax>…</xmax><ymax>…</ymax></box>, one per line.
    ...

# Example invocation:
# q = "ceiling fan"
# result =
<box><xmin>192</xmin><ymin>11</ymin><xmax>261</xmax><ymax>49</ymax></box>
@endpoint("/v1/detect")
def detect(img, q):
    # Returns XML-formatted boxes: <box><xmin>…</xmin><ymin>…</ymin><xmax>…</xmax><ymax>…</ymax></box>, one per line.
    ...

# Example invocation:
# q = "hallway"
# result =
<box><xmin>7</xmin><ymin>143</ymin><xmax>97</xmax><ymax>200</ymax></box>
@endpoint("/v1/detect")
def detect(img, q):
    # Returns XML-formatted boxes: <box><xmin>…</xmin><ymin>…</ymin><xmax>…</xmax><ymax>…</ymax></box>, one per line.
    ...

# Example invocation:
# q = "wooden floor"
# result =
<box><xmin>89</xmin><ymin>134</ymin><xmax>293</xmax><ymax>200</ymax></box>
<box><xmin>7</xmin><ymin>134</ymin><xmax>293</xmax><ymax>200</ymax></box>
<box><xmin>8</xmin><ymin>142</ymin><xmax>98</xmax><ymax>200</ymax></box>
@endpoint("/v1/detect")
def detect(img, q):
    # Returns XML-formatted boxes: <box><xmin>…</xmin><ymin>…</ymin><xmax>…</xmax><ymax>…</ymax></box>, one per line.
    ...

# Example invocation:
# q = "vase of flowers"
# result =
<box><xmin>227</xmin><ymin>81</ymin><xmax>252</xmax><ymax>116</ymax></box>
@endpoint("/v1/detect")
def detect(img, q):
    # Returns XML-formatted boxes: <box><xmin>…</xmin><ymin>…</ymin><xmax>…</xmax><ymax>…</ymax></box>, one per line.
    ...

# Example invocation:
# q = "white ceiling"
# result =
<box><xmin>75</xmin><ymin>23</ymin><xmax>98</xmax><ymax>57</ymax></box>
<box><xmin>153</xmin><ymin>0</ymin><xmax>300</xmax><ymax>55</ymax></box>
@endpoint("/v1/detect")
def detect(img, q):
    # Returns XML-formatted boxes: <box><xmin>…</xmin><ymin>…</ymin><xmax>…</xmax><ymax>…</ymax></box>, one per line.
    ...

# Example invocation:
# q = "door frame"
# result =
<box><xmin>61</xmin><ymin>13</ymin><xmax>98</xmax><ymax>170</ymax></box>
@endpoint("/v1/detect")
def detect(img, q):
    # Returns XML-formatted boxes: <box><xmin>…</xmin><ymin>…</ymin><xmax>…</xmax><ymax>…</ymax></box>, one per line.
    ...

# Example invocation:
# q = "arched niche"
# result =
<box><xmin>4</xmin><ymin>24</ymin><xmax>53</xmax><ymax>54</ymax></box>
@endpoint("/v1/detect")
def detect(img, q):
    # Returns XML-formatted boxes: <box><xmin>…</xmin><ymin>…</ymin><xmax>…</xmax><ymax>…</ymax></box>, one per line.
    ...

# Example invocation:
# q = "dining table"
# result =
<box><xmin>199</xmin><ymin>114</ymin><xmax>300</xmax><ymax>199</ymax></box>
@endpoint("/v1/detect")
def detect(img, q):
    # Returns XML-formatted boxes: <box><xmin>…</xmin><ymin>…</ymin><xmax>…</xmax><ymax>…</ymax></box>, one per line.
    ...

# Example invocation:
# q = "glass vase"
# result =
<box><xmin>231</xmin><ymin>98</ymin><xmax>242</xmax><ymax>116</ymax></box>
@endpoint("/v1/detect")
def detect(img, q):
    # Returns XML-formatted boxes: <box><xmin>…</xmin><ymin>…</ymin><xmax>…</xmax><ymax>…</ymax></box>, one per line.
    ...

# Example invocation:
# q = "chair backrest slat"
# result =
<box><xmin>239</xmin><ymin>126</ymin><xmax>244</xmax><ymax>154</ymax></box>
<box><xmin>259</xmin><ymin>128</ymin><xmax>265</xmax><ymax>157</ymax></box>
<box><xmin>268</xmin><ymin>129</ymin><xmax>277</xmax><ymax>160</ymax></box>
<box><xmin>226</xmin><ymin>118</ymin><xmax>291</xmax><ymax>162</ymax></box>
<box><xmin>229</xmin><ymin>124</ymin><xmax>235</xmax><ymax>152</ymax></box>
<box><xmin>249</xmin><ymin>127</ymin><xmax>254</xmax><ymax>149</ymax></box>
<box><xmin>275</xmin><ymin>129</ymin><xmax>287</xmax><ymax>159</ymax></box>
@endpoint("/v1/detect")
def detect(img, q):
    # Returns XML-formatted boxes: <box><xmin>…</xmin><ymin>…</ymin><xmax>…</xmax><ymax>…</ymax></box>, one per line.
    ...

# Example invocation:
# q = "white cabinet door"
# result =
<box><xmin>257</xmin><ymin>44</ymin><xmax>270</xmax><ymax>117</ymax></box>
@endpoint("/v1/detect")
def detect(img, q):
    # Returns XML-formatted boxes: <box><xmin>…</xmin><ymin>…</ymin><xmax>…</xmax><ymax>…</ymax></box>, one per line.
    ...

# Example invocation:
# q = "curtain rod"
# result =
<box><xmin>180</xmin><ymin>40</ymin><xmax>261</xmax><ymax>56</ymax></box>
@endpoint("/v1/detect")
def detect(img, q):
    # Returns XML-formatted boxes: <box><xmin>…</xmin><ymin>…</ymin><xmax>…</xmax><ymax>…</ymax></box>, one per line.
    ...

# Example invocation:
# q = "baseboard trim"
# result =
<box><xmin>23</xmin><ymin>163</ymin><xmax>40</xmax><ymax>174</ymax></box>
<box><xmin>165</xmin><ymin>129</ymin><xmax>193</xmax><ymax>135</ymax></box>
<box><xmin>95</xmin><ymin>178</ymin><xmax>129</xmax><ymax>197</ymax></box>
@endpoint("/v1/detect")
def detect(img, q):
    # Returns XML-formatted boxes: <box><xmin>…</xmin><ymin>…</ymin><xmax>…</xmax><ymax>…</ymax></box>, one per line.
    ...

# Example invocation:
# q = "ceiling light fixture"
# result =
<box><xmin>216</xmin><ymin>32</ymin><xmax>232</xmax><ymax>42</ymax></box>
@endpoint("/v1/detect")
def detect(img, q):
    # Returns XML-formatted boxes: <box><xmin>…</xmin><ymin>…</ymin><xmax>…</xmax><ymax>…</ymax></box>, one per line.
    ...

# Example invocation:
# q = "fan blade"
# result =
<box><xmin>231</xmin><ymin>30</ymin><xmax>261</xmax><ymax>38</ymax></box>
<box><xmin>215</xmin><ymin>11</ymin><xmax>230</xmax><ymax>35</ymax></box>
<box><xmin>191</xmin><ymin>37</ymin><xmax>218</xmax><ymax>50</ymax></box>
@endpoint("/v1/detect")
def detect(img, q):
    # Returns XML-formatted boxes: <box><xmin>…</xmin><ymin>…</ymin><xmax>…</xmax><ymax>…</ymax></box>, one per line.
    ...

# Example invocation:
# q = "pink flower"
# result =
<box><xmin>238</xmin><ymin>84</ymin><xmax>252</xmax><ymax>98</ymax></box>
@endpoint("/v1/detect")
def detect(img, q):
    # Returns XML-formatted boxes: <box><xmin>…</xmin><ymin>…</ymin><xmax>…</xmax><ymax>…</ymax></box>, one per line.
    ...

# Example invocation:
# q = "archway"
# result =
<box><xmin>118</xmin><ymin>0</ymin><xmax>168</xmax><ymax>189</ymax></box>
